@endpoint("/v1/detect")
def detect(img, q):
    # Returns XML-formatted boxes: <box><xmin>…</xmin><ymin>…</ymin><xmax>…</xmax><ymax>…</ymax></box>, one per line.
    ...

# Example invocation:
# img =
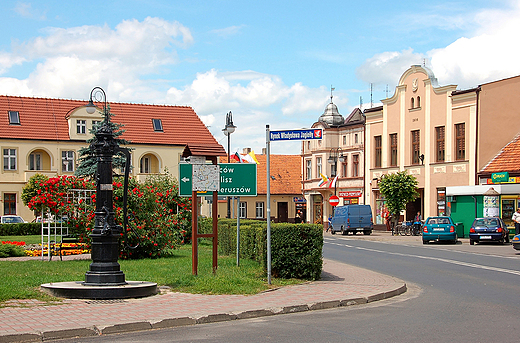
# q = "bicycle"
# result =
<box><xmin>396</xmin><ymin>221</ymin><xmax>413</xmax><ymax>236</ymax></box>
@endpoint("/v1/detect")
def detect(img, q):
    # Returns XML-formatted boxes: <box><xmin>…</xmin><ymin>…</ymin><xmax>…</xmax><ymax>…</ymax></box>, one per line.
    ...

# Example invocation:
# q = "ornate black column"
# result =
<box><xmin>84</xmin><ymin>88</ymin><xmax>126</xmax><ymax>286</ymax></box>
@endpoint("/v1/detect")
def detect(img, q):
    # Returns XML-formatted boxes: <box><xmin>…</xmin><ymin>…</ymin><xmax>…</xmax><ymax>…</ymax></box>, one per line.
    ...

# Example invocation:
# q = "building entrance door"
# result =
<box><xmin>313</xmin><ymin>202</ymin><xmax>323</xmax><ymax>224</ymax></box>
<box><xmin>277</xmin><ymin>202</ymin><xmax>288</xmax><ymax>223</ymax></box>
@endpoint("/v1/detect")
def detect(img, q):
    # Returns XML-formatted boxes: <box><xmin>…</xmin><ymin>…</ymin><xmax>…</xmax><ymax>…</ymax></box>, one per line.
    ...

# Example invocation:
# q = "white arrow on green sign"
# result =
<box><xmin>179</xmin><ymin>163</ymin><xmax>257</xmax><ymax>197</ymax></box>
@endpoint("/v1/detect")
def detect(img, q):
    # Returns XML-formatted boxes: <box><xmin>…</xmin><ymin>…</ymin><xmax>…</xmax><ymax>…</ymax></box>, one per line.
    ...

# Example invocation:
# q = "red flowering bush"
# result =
<box><xmin>23</xmin><ymin>172</ymin><xmax>191</xmax><ymax>259</ymax></box>
<box><xmin>24</xmin><ymin>175</ymin><xmax>96</xmax><ymax>245</ymax></box>
<box><xmin>114</xmin><ymin>172</ymin><xmax>191</xmax><ymax>259</ymax></box>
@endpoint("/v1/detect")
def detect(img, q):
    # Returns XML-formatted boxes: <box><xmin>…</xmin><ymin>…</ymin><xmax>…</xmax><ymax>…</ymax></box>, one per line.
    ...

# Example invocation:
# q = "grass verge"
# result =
<box><xmin>0</xmin><ymin>241</ymin><xmax>304</xmax><ymax>306</ymax></box>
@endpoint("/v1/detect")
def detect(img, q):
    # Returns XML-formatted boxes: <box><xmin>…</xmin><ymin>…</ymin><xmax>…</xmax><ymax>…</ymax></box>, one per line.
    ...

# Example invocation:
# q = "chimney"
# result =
<box><xmin>262</xmin><ymin>148</ymin><xmax>266</xmax><ymax>155</ymax></box>
<box><xmin>243</xmin><ymin>147</ymin><xmax>251</xmax><ymax>154</ymax></box>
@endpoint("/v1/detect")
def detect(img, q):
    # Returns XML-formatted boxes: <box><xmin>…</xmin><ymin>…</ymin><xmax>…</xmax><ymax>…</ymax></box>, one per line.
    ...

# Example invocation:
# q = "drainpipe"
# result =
<box><xmin>471</xmin><ymin>195</ymin><xmax>477</xmax><ymax>219</ymax></box>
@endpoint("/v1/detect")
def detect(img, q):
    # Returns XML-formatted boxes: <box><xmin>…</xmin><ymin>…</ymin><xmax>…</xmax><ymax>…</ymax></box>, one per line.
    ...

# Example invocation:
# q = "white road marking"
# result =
<box><xmin>326</xmin><ymin>240</ymin><xmax>520</xmax><ymax>277</ymax></box>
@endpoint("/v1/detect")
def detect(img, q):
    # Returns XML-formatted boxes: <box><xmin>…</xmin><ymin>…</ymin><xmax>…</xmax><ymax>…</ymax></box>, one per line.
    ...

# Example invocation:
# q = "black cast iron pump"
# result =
<box><xmin>84</xmin><ymin>87</ymin><xmax>132</xmax><ymax>286</ymax></box>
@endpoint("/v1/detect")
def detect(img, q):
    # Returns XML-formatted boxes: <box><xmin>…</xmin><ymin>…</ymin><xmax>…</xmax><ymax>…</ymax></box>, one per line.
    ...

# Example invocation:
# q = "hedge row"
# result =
<box><xmin>200</xmin><ymin>218</ymin><xmax>323</xmax><ymax>280</ymax></box>
<box><xmin>0</xmin><ymin>223</ymin><xmax>41</xmax><ymax>236</ymax></box>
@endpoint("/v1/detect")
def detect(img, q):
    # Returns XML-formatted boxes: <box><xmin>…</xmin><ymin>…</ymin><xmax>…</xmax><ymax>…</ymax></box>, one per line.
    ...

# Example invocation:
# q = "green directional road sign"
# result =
<box><xmin>179</xmin><ymin>163</ymin><xmax>257</xmax><ymax>197</ymax></box>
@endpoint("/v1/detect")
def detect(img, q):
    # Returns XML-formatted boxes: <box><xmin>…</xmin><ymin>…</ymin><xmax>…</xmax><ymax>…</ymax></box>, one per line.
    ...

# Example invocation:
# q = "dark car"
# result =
<box><xmin>422</xmin><ymin>216</ymin><xmax>457</xmax><ymax>244</ymax></box>
<box><xmin>469</xmin><ymin>217</ymin><xmax>509</xmax><ymax>245</ymax></box>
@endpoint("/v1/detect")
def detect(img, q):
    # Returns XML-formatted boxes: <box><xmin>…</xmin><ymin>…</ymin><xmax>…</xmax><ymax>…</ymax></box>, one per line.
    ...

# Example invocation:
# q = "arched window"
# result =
<box><xmin>417</xmin><ymin>96</ymin><xmax>421</xmax><ymax>108</ymax></box>
<box><xmin>139</xmin><ymin>154</ymin><xmax>160</xmax><ymax>174</ymax></box>
<box><xmin>411</xmin><ymin>97</ymin><xmax>415</xmax><ymax>109</ymax></box>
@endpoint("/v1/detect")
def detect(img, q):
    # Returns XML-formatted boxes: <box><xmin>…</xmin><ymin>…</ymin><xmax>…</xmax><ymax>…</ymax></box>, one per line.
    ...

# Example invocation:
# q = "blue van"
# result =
<box><xmin>330</xmin><ymin>205</ymin><xmax>373</xmax><ymax>235</ymax></box>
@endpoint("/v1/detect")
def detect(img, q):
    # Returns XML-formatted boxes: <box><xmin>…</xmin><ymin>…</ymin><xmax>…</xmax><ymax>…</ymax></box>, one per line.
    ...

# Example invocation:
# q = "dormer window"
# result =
<box><xmin>76</xmin><ymin>120</ymin><xmax>86</xmax><ymax>134</ymax></box>
<box><xmin>8</xmin><ymin>111</ymin><xmax>20</xmax><ymax>125</ymax></box>
<box><xmin>152</xmin><ymin>119</ymin><xmax>163</xmax><ymax>132</ymax></box>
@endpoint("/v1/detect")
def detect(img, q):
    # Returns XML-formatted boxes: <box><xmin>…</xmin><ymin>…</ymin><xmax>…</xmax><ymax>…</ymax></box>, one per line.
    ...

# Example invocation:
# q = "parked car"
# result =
<box><xmin>469</xmin><ymin>217</ymin><xmax>509</xmax><ymax>245</ymax></box>
<box><xmin>0</xmin><ymin>215</ymin><xmax>26</xmax><ymax>224</ymax></box>
<box><xmin>422</xmin><ymin>216</ymin><xmax>457</xmax><ymax>244</ymax></box>
<box><xmin>513</xmin><ymin>234</ymin><xmax>520</xmax><ymax>250</ymax></box>
<box><xmin>330</xmin><ymin>205</ymin><xmax>373</xmax><ymax>235</ymax></box>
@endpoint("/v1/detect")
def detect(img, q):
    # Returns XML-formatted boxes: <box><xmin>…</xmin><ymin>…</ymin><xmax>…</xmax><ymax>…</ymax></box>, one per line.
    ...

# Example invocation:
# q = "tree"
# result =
<box><xmin>75</xmin><ymin>106</ymin><xmax>131</xmax><ymax>178</ymax></box>
<box><xmin>378</xmin><ymin>171</ymin><xmax>419</xmax><ymax>226</ymax></box>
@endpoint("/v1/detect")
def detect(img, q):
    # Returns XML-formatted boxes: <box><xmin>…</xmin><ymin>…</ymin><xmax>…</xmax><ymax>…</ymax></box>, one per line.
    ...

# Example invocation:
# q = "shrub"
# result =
<box><xmin>0</xmin><ymin>243</ymin><xmax>25</xmax><ymax>258</ymax></box>
<box><xmin>0</xmin><ymin>223</ymin><xmax>41</xmax><ymax>236</ymax></box>
<box><xmin>216</xmin><ymin>220</ymin><xmax>323</xmax><ymax>280</ymax></box>
<box><xmin>114</xmin><ymin>172</ymin><xmax>191</xmax><ymax>259</ymax></box>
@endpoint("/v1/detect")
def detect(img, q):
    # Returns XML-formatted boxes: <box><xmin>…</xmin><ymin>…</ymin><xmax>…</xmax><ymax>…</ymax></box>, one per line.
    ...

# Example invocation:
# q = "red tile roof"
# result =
<box><xmin>0</xmin><ymin>95</ymin><xmax>226</xmax><ymax>154</ymax></box>
<box><xmin>220</xmin><ymin>154</ymin><xmax>302</xmax><ymax>195</ymax></box>
<box><xmin>481</xmin><ymin>133</ymin><xmax>520</xmax><ymax>173</ymax></box>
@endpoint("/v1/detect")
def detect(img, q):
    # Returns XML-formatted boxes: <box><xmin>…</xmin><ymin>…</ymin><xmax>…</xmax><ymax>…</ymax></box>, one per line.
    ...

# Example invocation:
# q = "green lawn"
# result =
<box><xmin>0</xmin><ymin>241</ymin><xmax>302</xmax><ymax>305</ymax></box>
<box><xmin>1</xmin><ymin>235</ymin><xmax>42</xmax><ymax>245</ymax></box>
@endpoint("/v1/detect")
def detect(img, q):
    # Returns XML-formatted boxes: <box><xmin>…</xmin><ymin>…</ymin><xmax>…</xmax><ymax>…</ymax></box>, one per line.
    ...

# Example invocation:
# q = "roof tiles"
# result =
<box><xmin>220</xmin><ymin>154</ymin><xmax>302</xmax><ymax>195</ymax></box>
<box><xmin>481</xmin><ymin>133</ymin><xmax>520</xmax><ymax>173</ymax></box>
<box><xmin>0</xmin><ymin>95</ymin><xmax>225</xmax><ymax>154</ymax></box>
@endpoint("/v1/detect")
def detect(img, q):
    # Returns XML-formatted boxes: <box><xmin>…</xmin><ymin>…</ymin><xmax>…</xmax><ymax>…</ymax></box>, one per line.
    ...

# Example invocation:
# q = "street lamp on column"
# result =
<box><xmin>222</xmin><ymin>111</ymin><xmax>236</xmax><ymax>218</ymax></box>
<box><xmin>328</xmin><ymin>147</ymin><xmax>344</xmax><ymax>197</ymax></box>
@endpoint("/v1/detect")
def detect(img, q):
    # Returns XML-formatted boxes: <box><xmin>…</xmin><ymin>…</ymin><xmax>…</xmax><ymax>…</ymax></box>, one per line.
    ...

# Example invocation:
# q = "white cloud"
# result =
<box><xmin>166</xmin><ymin>69</ymin><xmax>333</xmax><ymax>154</ymax></box>
<box><xmin>0</xmin><ymin>52</ymin><xmax>26</xmax><ymax>75</ymax></box>
<box><xmin>356</xmin><ymin>48</ymin><xmax>425</xmax><ymax>88</ymax></box>
<box><xmin>210</xmin><ymin>25</ymin><xmax>246</xmax><ymax>38</ymax></box>
<box><xmin>357</xmin><ymin>1</ymin><xmax>520</xmax><ymax>90</ymax></box>
<box><xmin>0</xmin><ymin>17</ymin><xmax>193</xmax><ymax>99</ymax></box>
<box><xmin>13</xmin><ymin>2</ymin><xmax>46</xmax><ymax>20</ymax></box>
<box><xmin>429</xmin><ymin>1</ymin><xmax>520</xmax><ymax>88</ymax></box>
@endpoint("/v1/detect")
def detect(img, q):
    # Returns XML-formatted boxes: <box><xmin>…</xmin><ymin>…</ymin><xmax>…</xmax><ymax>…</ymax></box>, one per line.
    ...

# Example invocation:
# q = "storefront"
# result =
<box><xmin>339</xmin><ymin>190</ymin><xmax>362</xmax><ymax>206</ymax></box>
<box><xmin>446</xmin><ymin>184</ymin><xmax>520</xmax><ymax>236</ymax></box>
<box><xmin>294</xmin><ymin>197</ymin><xmax>307</xmax><ymax>223</ymax></box>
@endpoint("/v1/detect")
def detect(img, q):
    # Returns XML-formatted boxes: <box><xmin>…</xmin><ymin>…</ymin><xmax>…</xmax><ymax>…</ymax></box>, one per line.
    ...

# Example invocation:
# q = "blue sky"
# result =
<box><xmin>1</xmin><ymin>0</ymin><xmax>519</xmax><ymax>154</ymax></box>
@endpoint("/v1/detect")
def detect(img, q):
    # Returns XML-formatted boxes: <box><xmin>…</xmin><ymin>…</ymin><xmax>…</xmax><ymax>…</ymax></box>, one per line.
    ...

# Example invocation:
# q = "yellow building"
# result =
<box><xmin>0</xmin><ymin>95</ymin><xmax>225</xmax><ymax>221</ymax></box>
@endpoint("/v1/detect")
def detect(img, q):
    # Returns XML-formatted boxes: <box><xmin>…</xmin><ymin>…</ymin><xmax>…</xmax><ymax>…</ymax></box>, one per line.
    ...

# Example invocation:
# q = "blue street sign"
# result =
<box><xmin>269</xmin><ymin>129</ymin><xmax>322</xmax><ymax>141</ymax></box>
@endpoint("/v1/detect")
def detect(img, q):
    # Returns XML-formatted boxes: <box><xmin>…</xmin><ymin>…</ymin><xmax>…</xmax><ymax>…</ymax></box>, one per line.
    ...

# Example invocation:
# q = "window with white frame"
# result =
<box><xmin>29</xmin><ymin>152</ymin><xmax>41</xmax><ymax>170</ymax></box>
<box><xmin>76</xmin><ymin>120</ymin><xmax>86</xmax><ymax>134</ymax></box>
<box><xmin>255</xmin><ymin>202</ymin><xmax>264</xmax><ymax>218</ymax></box>
<box><xmin>3</xmin><ymin>149</ymin><xmax>16</xmax><ymax>170</ymax></box>
<box><xmin>62</xmin><ymin>151</ymin><xmax>75</xmax><ymax>172</ymax></box>
<box><xmin>305</xmin><ymin>159</ymin><xmax>312</xmax><ymax>180</ymax></box>
<box><xmin>316</xmin><ymin>157</ymin><xmax>322</xmax><ymax>177</ymax></box>
<box><xmin>239</xmin><ymin>202</ymin><xmax>247</xmax><ymax>219</ymax></box>
<box><xmin>140</xmin><ymin>156</ymin><xmax>151</xmax><ymax>173</ymax></box>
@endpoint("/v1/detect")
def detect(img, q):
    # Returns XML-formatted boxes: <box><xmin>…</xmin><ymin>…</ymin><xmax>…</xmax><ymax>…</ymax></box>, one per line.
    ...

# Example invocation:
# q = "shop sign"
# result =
<box><xmin>487</xmin><ymin>176</ymin><xmax>518</xmax><ymax>184</ymax></box>
<box><xmin>339</xmin><ymin>190</ymin><xmax>362</xmax><ymax>198</ymax></box>
<box><xmin>491</xmin><ymin>172</ymin><xmax>509</xmax><ymax>183</ymax></box>
<box><xmin>293</xmin><ymin>197</ymin><xmax>306</xmax><ymax>203</ymax></box>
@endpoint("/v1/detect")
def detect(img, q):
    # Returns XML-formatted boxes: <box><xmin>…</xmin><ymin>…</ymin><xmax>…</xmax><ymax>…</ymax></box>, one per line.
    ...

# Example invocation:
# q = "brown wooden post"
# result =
<box><xmin>212</xmin><ymin>156</ymin><xmax>219</xmax><ymax>274</ymax></box>
<box><xmin>191</xmin><ymin>190</ymin><xmax>198</xmax><ymax>276</ymax></box>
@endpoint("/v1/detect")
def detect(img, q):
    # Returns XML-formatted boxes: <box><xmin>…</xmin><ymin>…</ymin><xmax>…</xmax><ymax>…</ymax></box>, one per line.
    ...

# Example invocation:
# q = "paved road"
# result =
<box><xmin>46</xmin><ymin>232</ymin><xmax>520</xmax><ymax>343</ymax></box>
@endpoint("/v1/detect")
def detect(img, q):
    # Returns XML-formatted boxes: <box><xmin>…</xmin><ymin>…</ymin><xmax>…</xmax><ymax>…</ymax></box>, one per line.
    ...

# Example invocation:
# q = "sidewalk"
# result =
<box><xmin>0</xmin><ymin>256</ymin><xmax>406</xmax><ymax>342</ymax></box>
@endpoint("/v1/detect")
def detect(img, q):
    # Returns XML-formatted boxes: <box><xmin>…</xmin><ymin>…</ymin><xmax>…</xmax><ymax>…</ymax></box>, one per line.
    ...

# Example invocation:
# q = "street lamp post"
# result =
<box><xmin>222</xmin><ymin>111</ymin><xmax>236</xmax><ymax>218</ymax></box>
<box><xmin>83</xmin><ymin>87</ymin><xmax>127</xmax><ymax>286</ymax></box>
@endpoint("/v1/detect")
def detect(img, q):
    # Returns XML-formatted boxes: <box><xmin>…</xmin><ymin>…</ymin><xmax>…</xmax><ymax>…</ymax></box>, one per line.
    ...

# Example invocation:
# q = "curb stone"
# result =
<box><xmin>0</xmin><ymin>285</ymin><xmax>406</xmax><ymax>342</ymax></box>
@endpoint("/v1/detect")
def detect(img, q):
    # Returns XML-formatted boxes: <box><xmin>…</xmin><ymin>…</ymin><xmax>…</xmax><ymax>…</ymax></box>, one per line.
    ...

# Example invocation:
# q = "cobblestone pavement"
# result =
<box><xmin>0</xmin><ymin>239</ymin><xmax>406</xmax><ymax>343</ymax></box>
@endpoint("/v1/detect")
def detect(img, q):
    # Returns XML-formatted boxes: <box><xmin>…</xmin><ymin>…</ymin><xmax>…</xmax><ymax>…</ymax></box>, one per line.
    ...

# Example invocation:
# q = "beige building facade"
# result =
<box><xmin>302</xmin><ymin>99</ymin><xmax>365</xmax><ymax>226</ymax></box>
<box><xmin>365</xmin><ymin>65</ymin><xmax>478</xmax><ymax>223</ymax></box>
